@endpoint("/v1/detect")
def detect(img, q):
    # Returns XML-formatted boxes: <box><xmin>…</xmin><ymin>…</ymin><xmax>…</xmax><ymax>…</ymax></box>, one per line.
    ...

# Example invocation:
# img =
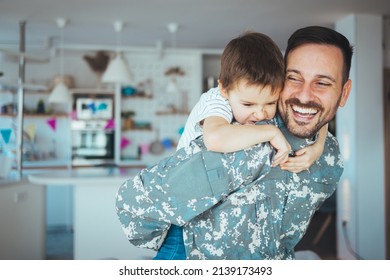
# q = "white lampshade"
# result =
<box><xmin>166</xmin><ymin>77</ymin><xmax>180</xmax><ymax>94</ymax></box>
<box><xmin>102</xmin><ymin>54</ymin><xmax>132</xmax><ymax>83</ymax></box>
<box><xmin>48</xmin><ymin>81</ymin><xmax>71</xmax><ymax>103</ymax></box>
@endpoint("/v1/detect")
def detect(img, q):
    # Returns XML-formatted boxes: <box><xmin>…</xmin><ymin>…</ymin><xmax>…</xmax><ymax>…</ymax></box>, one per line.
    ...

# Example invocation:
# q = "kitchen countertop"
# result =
<box><xmin>0</xmin><ymin>177</ymin><xmax>28</xmax><ymax>187</ymax></box>
<box><xmin>27</xmin><ymin>167</ymin><xmax>141</xmax><ymax>186</ymax></box>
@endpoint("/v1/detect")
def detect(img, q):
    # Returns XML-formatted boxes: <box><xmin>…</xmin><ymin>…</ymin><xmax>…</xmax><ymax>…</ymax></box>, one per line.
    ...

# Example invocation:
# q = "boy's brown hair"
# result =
<box><xmin>219</xmin><ymin>31</ymin><xmax>285</xmax><ymax>94</ymax></box>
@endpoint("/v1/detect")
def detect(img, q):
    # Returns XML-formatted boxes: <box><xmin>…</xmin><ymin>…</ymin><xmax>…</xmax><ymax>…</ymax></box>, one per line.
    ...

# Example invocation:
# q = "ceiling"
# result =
<box><xmin>0</xmin><ymin>0</ymin><xmax>389</xmax><ymax>53</ymax></box>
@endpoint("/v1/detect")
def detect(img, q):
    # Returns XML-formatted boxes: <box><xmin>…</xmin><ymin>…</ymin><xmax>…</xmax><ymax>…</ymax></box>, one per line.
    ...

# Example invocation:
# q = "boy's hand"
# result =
<box><xmin>279</xmin><ymin>148</ymin><xmax>313</xmax><ymax>173</ymax></box>
<box><xmin>280</xmin><ymin>124</ymin><xmax>327</xmax><ymax>173</ymax></box>
<box><xmin>270</xmin><ymin>130</ymin><xmax>291</xmax><ymax>167</ymax></box>
<box><xmin>280</xmin><ymin>143</ymin><xmax>323</xmax><ymax>173</ymax></box>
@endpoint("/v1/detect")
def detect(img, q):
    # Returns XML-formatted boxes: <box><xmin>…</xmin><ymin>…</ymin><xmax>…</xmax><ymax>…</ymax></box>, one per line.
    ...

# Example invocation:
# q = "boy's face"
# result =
<box><xmin>279</xmin><ymin>43</ymin><xmax>351</xmax><ymax>138</ymax></box>
<box><xmin>219</xmin><ymin>79</ymin><xmax>279</xmax><ymax>125</ymax></box>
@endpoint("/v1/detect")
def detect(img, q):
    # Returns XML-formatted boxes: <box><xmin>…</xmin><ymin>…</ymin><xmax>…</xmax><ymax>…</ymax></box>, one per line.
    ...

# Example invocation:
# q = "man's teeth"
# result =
<box><xmin>292</xmin><ymin>105</ymin><xmax>318</xmax><ymax>114</ymax></box>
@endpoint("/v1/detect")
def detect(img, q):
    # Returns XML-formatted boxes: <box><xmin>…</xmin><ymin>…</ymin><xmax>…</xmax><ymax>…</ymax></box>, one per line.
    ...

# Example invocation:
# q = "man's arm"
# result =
<box><xmin>115</xmin><ymin>138</ymin><xmax>273</xmax><ymax>249</ymax></box>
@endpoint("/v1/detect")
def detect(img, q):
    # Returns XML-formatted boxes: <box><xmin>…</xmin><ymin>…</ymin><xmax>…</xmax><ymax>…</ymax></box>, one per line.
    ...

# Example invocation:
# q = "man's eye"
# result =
<box><xmin>317</xmin><ymin>81</ymin><xmax>331</xmax><ymax>87</ymax></box>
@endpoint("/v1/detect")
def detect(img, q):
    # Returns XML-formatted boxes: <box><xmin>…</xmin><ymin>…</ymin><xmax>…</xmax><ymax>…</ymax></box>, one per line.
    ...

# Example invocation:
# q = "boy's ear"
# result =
<box><xmin>218</xmin><ymin>80</ymin><xmax>229</xmax><ymax>99</ymax></box>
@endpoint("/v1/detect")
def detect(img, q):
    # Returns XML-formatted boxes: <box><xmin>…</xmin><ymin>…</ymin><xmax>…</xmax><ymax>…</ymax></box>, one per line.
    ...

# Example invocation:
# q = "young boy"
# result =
<box><xmin>151</xmin><ymin>31</ymin><xmax>327</xmax><ymax>259</ymax></box>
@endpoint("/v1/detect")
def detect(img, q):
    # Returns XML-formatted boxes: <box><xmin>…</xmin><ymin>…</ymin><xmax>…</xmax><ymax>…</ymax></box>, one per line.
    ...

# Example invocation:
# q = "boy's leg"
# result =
<box><xmin>153</xmin><ymin>225</ymin><xmax>186</xmax><ymax>260</ymax></box>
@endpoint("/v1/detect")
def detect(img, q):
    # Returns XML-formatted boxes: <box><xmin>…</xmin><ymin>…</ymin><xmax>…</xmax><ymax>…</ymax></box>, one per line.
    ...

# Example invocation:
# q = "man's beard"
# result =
<box><xmin>280</xmin><ymin>98</ymin><xmax>326</xmax><ymax>139</ymax></box>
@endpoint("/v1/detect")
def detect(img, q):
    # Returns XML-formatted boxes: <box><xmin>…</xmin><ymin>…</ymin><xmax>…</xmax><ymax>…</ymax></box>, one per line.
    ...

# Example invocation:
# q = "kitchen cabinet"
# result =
<box><xmin>28</xmin><ymin>168</ymin><xmax>156</xmax><ymax>260</ymax></box>
<box><xmin>0</xmin><ymin>179</ymin><xmax>46</xmax><ymax>259</ymax></box>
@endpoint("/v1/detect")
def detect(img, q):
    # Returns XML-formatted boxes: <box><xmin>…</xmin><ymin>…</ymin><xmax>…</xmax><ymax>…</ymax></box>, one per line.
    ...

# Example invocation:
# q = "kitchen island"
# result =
<box><xmin>0</xmin><ymin>178</ymin><xmax>46</xmax><ymax>260</ymax></box>
<box><xmin>28</xmin><ymin>167</ymin><xmax>156</xmax><ymax>260</ymax></box>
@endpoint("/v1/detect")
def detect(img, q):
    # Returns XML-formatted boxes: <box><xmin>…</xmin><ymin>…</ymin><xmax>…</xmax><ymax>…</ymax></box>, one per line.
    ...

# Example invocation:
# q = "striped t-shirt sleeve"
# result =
<box><xmin>176</xmin><ymin>88</ymin><xmax>232</xmax><ymax>150</ymax></box>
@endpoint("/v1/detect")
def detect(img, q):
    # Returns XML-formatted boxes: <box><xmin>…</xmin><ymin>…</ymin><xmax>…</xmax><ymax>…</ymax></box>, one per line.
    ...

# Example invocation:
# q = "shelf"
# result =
<box><xmin>122</xmin><ymin>127</ymin><xmax>152</xmax><ymax>132</ymax></box>
<box><xmin>0</xmin><ymin>90</ymin><xmax>50</xmax><ymax>94</ymax></box>
<box><xmin>0</xmin><ymin>113</ymin><xmax>69</xmax><ymax>118</ymax></box>
<box><xmin>122</xmin><ymin>94</ymin><xmax>153</xmax><ymax>99</ymax></box>
<box><xmin>71</xmin><ymin>88</ymin><xmax>114</xmax><ymax>96</ymax></box>
<box><xmin>0</xmin><ymin>83</ymin><xmax>48</xmax><ymax>93</ymax></box>
<box><xmin>156</xmin><ymin>110</ymin><xmax>190</xmax><ymax>115</ymax></box>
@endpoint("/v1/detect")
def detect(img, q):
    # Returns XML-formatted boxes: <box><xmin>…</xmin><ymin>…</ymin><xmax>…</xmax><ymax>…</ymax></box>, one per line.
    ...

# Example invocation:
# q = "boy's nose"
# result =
<box><xmin>253</xmin><ymin>108</ymin><xmax>266</xmax><ymax>120</ymax></box>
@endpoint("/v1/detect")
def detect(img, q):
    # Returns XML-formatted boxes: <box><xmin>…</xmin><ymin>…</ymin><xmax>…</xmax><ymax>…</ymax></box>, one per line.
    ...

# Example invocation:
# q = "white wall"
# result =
<box><xmin>336</xmin><ymin>14</ymin><xmax>386</xmax><ymax>260</ymax></box>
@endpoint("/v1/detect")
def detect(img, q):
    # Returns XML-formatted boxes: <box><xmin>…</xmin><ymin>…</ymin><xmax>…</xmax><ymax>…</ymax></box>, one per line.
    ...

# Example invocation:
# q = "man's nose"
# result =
<box><xmin>296</xmin><ymin>83</ymin><xmax>313</xmax><ymax>102</ymax></box>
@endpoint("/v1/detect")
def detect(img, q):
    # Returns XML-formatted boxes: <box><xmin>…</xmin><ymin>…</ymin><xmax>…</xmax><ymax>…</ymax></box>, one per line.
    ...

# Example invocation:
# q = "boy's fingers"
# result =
<box><xmin>280</xmin><ymin>159</ymin><xmax>311</xmax><ymax>172</ymax></box>
<box><xmin>280</xmin><ymin>164</ymin><xmax>307</xmax><ymax>173</ymax></box>
<box><xmin>293</xmin><ymin>149</ymin><xmax>306</xmax><ymax>156</ymax></box>
<box><xmin>272</xmin><ymin>152</ymin><xmax>289</xmax><ymax>167</ymax></box>
<box><xmin>272</xmin><ymin>153</ymin><xmax>283</xmax><ymax>166</ymax></box>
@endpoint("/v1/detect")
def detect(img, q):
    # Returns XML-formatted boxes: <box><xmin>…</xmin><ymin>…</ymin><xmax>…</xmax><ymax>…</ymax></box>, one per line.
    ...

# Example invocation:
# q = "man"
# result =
<box><xmin>116</xmin><ymin>26</ymin><xmax>353</xmax><ymax>259</ymax></box>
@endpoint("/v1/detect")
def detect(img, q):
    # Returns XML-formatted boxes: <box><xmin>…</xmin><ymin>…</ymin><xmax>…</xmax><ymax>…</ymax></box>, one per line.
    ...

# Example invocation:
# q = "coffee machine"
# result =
<box><xmin>71</xmin><ymin>91</ymin><xmax>115</xmax><ymax>166</ymax></box>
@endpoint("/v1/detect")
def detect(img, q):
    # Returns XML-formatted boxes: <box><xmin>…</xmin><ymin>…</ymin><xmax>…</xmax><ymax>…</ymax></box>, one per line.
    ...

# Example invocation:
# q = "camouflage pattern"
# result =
<box><xmin>116</xmin><ymin>115</ymin><xmax>344</xmax><ymax>259</ymax></box>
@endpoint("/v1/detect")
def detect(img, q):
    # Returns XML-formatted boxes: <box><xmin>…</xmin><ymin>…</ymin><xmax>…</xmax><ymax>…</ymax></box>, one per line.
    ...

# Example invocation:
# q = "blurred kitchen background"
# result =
<box><xmin>0</xmin><ymin>0</ymin><xmax>389</xmax><ymax>260</ymax></box>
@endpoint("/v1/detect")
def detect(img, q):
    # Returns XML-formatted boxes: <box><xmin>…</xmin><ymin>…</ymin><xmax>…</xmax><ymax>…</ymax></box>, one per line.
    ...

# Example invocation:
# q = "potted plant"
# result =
<box><xmin>121</xmin><ymin>111</ymin><xmax>135</xmax><ymax>129</ymax></box>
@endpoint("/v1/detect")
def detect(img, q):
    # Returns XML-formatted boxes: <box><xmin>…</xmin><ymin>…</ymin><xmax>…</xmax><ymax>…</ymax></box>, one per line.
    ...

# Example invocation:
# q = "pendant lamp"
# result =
<box><xmin>165</xmin><ymin>23</ymin><xmax>180</xmax><ymax>94</ymax></box>
<box><xmin>48</xmin><ymin>18</ymin><xmax>71</xmax><ymax>103</ymax></box>
<box><xmin>102</xmin><ymin>21</ymin><xmax>132</xmax><ymax>84</ymax></box>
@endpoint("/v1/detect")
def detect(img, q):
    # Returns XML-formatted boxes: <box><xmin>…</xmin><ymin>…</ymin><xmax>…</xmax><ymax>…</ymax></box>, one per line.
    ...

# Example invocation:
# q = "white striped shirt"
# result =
<box><xmin>176</xmin><ymin>87</ymin><xmax>233</xmax><ymax>150</ymax></box>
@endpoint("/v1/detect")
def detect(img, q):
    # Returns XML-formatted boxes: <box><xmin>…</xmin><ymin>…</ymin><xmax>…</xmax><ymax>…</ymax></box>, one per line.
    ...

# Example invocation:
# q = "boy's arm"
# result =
<box><xmin>280</xmin><ymin>123</ymin><xmax>328</xmax><ymax>173</ymax></box>
<box><xmin>203</xmin><ymin>116</ymin><xmax>291</xmax><ymax>166</ymax></box>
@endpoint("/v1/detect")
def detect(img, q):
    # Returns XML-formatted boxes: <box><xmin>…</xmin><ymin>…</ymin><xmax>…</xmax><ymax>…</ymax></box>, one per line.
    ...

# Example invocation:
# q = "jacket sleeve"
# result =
<box><xmin>116</xmin><ymin>138</ymin><xmax>273</xmax><ymax>250</ymax></box>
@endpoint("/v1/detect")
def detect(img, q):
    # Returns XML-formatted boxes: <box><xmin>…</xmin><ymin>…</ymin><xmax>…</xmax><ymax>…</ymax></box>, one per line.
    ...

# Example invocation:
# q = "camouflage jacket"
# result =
<box><xmin>116</xmin><ymin>116</ymin><xmax>344</xmax><ymax>259</ymax></box>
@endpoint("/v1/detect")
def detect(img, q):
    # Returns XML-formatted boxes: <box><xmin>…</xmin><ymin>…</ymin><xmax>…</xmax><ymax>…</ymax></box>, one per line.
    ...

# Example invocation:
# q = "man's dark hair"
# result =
<box><xmin>284</xmin><ymin>26</ymin><xmax>354</xmax><ymax>85</ymax></box>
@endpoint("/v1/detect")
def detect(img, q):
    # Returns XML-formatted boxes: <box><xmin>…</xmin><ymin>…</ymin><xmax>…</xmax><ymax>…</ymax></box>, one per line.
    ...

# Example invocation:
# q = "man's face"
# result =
<box><xmin>278</xmin><ymin>43</ymin><xmax>351</xmax><ymax>138</ymax></box>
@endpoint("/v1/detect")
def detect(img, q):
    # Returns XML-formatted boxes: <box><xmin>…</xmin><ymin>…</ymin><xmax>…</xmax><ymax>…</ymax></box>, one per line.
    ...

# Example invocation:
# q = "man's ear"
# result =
<box><xmin>218</xmin><ymin>80</ymin><xmax>229</xmax><ymax>99</ymax></box>
<box><xmin>339</xmin><ymin>79</ymin><xmax>352</xmax><ymax>107</ymax></box>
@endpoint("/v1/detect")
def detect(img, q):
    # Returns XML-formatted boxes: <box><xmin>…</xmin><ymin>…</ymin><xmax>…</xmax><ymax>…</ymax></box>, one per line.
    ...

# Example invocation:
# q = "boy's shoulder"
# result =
<box><xmin>201</xmin><ymin>87</ymin><xmax>224</xmax><ymax>101</ymax></box>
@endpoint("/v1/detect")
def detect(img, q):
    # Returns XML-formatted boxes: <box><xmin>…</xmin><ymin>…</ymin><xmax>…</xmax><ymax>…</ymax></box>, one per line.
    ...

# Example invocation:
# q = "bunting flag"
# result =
<box><xmin>25</xmin><ymin>124</ymin><xmax>36</xmax><ymax>140</ymax></box>
<box><xmin>47</xmin><ymin>118</ymin><xmax>57</xmax><ymax>131</ymax></box>
<box><xmin>0</xmin><ymin>129</ymin><xmax>12</xmax><ymax>144</ymax></box>
<box><xmin>105</xmin><ymin>119</ymin><xmax>115</xmax><ymax>129</ymax></box>
<box><xmin>70</xmin><ymin>110</ymin><xmax>77</xmax><ymax>120</ymax></box>
<box><xmin>139</xmin><ymin>143</ymin><xmax>149</xmax><ymax>155</ymax></box>
<box><xmin>120</xmin><ymin>137</ymin><xmax>131</xmax><ymax>150</ymax></box>
<box><xmin>119</xmin><ymin>168</ymin><xmax>127</xmax><ymax>176</ymax></box>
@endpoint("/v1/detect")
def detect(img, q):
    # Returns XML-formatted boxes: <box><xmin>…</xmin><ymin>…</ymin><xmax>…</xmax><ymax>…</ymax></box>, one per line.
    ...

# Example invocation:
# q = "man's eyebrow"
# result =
<box><xmin>317</xmin><ymin>74</ymin><xmax>337</xmax><ymax>83</ymax></box>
